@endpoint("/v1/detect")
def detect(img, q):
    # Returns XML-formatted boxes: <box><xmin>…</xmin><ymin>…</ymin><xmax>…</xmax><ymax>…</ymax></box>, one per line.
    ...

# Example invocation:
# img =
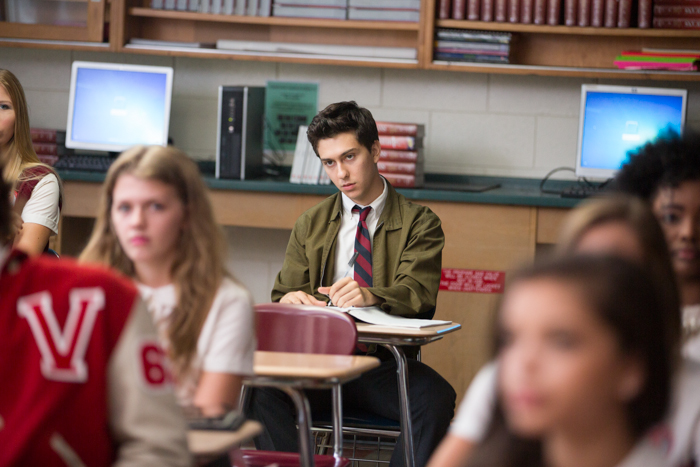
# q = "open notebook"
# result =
<box><xmin>326</xmin><ymin>306</ymin><xmax>452</xmax><ymax>329</ymax></box>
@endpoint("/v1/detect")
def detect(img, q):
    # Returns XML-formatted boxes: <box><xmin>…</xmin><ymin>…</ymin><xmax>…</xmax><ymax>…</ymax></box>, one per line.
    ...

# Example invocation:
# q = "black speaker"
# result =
<box><xmin>216</xmin><ymin>86</ymin><xmax>265</xmax><ymax>180</ymax></box>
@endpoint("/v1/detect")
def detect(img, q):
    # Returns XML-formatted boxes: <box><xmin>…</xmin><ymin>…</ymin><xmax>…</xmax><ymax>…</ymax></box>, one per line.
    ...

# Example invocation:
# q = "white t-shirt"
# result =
<box><xmin>138</xmin><ymin>277</ymin><xmax>256</xmax><ymax>406</ymax></box>
<box><xmin>333</xmin><ymin>177</ymin><xmax>388</xmax><ymax>284</ymax></box>
<box><xmin>17</xmin><ymin>174</ymin><xmax>61</xmax><ymax>235</ymax></box>
<box><xmin>449</xmin><ymin>361</ymin><xmax>498</xmax><ymax>441</ymax></box>
<box><xmin>682</xmin><ymin>305</ymin><xmax>700</xmax><ymax>363</ymax></box>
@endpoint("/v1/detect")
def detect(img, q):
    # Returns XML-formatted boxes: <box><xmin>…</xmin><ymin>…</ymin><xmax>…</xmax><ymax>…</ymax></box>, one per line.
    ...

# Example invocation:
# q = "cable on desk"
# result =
<box><xmin>539</xmin><ymin>167</ymin><xmax>575</xmax><ymax>195</ymax></box>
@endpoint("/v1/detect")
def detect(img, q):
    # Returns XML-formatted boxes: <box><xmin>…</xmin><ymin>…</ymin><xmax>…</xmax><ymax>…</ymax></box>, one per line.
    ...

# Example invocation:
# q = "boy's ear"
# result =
<box><xmin>372</xmin><ymin>140</ymin><xmax>382</xmax><ymax>163</ymax></box>
<box><xmin>617</xmin><ymin>355</ymin><xmax>645</xmax><ymax>402</ymax></box>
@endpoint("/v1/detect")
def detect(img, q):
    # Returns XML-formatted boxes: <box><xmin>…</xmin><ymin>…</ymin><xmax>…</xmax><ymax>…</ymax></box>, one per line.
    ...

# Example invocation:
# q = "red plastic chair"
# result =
<box><xmin>243</xmin><ymin>303</ymin><xmax>358</xmax><ymax>467</ymax></box>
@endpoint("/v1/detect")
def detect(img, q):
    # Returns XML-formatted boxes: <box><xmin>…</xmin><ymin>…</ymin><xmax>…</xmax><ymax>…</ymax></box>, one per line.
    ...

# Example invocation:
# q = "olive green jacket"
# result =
<box><xmin>271</xmin><ymin>183</ymin><xmax>444</xmax><ymax>317</ymax></box>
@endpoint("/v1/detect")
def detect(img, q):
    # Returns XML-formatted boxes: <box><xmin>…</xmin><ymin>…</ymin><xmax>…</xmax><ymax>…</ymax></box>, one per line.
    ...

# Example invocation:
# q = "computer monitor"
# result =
<box><xmin>65</xmin><ymin>61</ymin><xmax>174</xmax><ymax>152</ymax></box>
<box><xmin>575</xmin><ymin>84</ymin><xmax>687</xmax><ymax>179</ymax></box>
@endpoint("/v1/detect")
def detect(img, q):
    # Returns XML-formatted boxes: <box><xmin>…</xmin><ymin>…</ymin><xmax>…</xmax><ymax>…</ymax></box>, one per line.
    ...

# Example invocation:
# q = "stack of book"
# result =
<box><xmin>376</xmin><ymin>122</ymin><xmax>424</xmax><ymax>188</ymax></box>
<box><xmin>652</xmin><ymin>0</ymin><xmax>700</xmax><ymax>29</ymax></box>
<box><xmin>347</xmin><ymin>0</ymin><xmax>421</xmax><ymax>21</ymax></box>
<box><xmin>273</xmin><ymin>0</ymin><xmax>347</xmax><ymax>19</ymax></box>
<box><xmin>614</xmin><ymin>49</ymin><xmax>700</xmax><ymax>70</ymax></box>
<box><xmin>31</xmin><ymin>128</ymin><xmax>71</xmax><ymax>166</ymax></box>
<box><xmin>433</xmin><ymin>28</ymin><xmax>511</xmax><ymax>64</ymax></box>
<box><xmin>290</xmin><ymin>126</ymin><xmax>332</xmax><ymax>185</ymax></box>
<box><xmin>152</xmin><ymin>0</ymin><xmax>273</xmax><ymax>16</ymax></box>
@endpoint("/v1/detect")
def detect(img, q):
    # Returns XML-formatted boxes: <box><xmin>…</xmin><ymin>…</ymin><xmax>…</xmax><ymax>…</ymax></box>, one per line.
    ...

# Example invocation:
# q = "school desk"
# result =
<box><xmin>188</xmin><ymin>420</ymin><xmax>263</xmax><ymax>457</ymax></box>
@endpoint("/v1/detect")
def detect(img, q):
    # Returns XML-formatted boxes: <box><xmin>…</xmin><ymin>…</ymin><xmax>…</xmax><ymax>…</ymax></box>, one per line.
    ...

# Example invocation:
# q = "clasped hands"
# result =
<box><xmin>280</xmin><ymin>277</ymin><xmax>381</xmax><ymax>308</ymax></box>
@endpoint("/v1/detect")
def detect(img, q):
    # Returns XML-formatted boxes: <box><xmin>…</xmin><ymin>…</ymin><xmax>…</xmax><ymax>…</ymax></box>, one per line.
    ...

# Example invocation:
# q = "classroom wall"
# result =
<box><xmin>3</xmin><ymin>46</ymin><xmax>700</xmax><ymax>304</ymax></box>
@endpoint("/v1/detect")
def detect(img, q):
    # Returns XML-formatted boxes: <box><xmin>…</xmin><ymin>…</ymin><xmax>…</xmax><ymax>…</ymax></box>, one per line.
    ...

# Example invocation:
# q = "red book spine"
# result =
<box><xmin>653</xmin><ymin>16</ymin><xmax>700</xmax><ymax>26</ymax></box>
<box><xmin>496</xmin><ymin>0</ymin><xmax>509</xmax><ymax>20</ymax></box>
<box><xmin>379</xmin><ymin>136</ymin><xmax>418</xmax><ymax>150</ymax></box>
<box><xmin>604</xmin><ymin>0</ymin><xmax>618</xmax><ymax>26</ymax></box>
<box><xmin>547</xmin><ymin>0</ymin><xmax>561</xmax><ymax>23</ymax></box>
<box><xmin>33</xmin><ymin>142</ymin><xmax>60</xmax><ymax>155</ymax></box>
<box><xmin>617</xmin><ymin>0</ymin><xmax>632</xmax><ymax>26</ymax></box>
<box><xmin>521</xmin><ymin>0</ymin><xmax>534</xmax><ymax>22</ymax></box>
<box><xmin>653</xmin><ymin>0</ymin><xmax>700</xmax><ymax>4</ymax></box>
<box><xmin>438</xmin><ymin>0</ymin><xmax>453</xmax><ymax>18</ymax></box>
<box><xmin>509</xmin><ymin>0</ymin><xmax>521</xmax><ymax>22</ymax></box>
<box><xmin>380</xmin><ymin>173</ymin><xmax>416</xmax><ymax>188</ymax></box>
<box><xmin>564</xmin><ymin>0</ymin><xmax>577</xmax><ymax>24</ymax></box>
<box><xmin>534</xmin><ymin>0</ymin><xmax>547</xmax><ymax>23</ymax></box>
<box><xmin>481</xmin><ymin>0</ymin><xmax>494</xmax><ymax>20</ymax></box>
<box><xmin>591</xmin><ymin>0</ymin><xmax>605</xmax><ymax>25</ymax></box>
<box><xmin>30</xmin><ymin>128</ymin><xmax>65</xmax><ymax>144</ymax></box>
<box><xmin>654</xmin><ymin>5</ymin><xmax>700</xmax><ymax>16</ymax></box>
<box><xmin>375</xmin><ymin>122</ymin><xmax>419</xmax><ymax>136</ymax></box>
<box><xmin>578</xmin><ymin>0</ymin><xmax>591</xmax><ymax>25</ymax></box>
<box><xmin>379</xmin><ymin>150</ymin><xmax>419</xmax><ymax>162</ymax></box>
<box><xmin>468</xmin><ymin>0</ymin><xmax>481</xmax><ymax>19</ymax></box>
<box><xmin>638</xmin><ymin>0</ymin><xmax>652</xmax><ymax>26</ymax></box>
<box><xmin>453</xmin><ymin>0</ymin><xmax>467</xmax><ymax>18</ymax></box>
<box><xmin>377</xmin><ymin>161</ymin><xmax>417</xmax><ymax>175</ymax></box>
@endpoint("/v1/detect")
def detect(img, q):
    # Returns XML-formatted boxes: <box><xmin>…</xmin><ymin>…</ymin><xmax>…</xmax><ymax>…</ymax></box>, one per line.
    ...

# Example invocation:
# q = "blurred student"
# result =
<box><xmin>615</xmin><ymin>132</ymin><xmax>700</xmax><ymax>360</ymax></box>
<box><xmin>468</xmin><ymin>256</ymin><xmax>674</xmax><ymax>467</ymax></box>
<box><xmin>80</xmin><ymin>145</ymin><xmax>255</xmax><ymax>415</ymax></box>
<box><xmin>0</xmin><ymin>160</ymin><xmax>191</xmax><ymax>465</ymax></box>
<box><xmin>0</xmin><ymin>69</ymin><xmax>62</xmax><ymax>255</ymax></box>
<box><xmin>428</xmin><ymin>196</ymin><xmax>682</xmax><ymax>467</ymax></box>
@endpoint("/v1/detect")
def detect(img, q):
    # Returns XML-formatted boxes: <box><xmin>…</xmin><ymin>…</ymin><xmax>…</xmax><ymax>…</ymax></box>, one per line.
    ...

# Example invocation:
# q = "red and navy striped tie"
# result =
<box><xmin>352</xmin><ymin>205</ymin><xmax>373</xmax><ymax>287</ymax></box>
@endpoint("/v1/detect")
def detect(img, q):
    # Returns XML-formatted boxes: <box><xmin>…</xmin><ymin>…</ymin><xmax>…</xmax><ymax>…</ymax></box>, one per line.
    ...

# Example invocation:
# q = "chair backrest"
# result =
<box><xmin>255</xmin><ymin>303</ymin><xmax>358</xmax><ymax>356</ymax></box>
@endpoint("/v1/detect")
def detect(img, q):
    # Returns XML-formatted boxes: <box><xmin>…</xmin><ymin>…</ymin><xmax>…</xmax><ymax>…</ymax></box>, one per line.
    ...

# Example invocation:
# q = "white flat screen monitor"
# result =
<box><xmin>66</xmin><ymin>61</ymin><xmax>174</xmax><ymax>152</ymax></box>
<box><xmin>576</xmin><ymin>84</ymin><xmax>687</xmax><ymax>179</ymax></box>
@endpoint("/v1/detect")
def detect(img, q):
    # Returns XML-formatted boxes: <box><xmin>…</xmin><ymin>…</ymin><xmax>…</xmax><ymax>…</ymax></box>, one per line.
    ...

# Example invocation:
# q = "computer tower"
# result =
<box><xmin>216</xmin><ymin>86</ymin><xmax>265</xmax><ymax>180</ymax></box>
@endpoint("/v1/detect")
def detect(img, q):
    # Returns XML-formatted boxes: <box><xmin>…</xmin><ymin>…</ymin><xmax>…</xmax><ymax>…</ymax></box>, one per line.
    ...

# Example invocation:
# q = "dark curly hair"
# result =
<box><xmin>307</xmin><ymin>101</ymin><xmax>378</xmax><ymax>157</ymax></box>
<box><xmin>613</xmin><ymin>131</ymin><xmax>700</xmax><ymax>200</ymax></box>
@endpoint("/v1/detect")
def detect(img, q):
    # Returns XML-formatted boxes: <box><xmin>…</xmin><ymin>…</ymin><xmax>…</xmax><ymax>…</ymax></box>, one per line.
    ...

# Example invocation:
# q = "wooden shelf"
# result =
<box><xmin>129</xmin><ymin>7</ymin><xmax>421</xmax><ymax>31</ymax></box>
<box><xmin>436</xmin><ymin>19</ymin><xmax>700</xmax><ymax>37</ymax></box>
<box><xmin>429</xmin><ymin>60</ymin><xmax>700</xmax><ymax>80</ymax></box>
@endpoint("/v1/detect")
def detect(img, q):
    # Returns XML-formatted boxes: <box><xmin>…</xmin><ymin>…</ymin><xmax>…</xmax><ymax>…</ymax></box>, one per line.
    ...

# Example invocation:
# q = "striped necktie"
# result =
<box><xmin>352</xmin><ymin>205</ymin><xmax>373</xmax><ymax>287</ymax></box>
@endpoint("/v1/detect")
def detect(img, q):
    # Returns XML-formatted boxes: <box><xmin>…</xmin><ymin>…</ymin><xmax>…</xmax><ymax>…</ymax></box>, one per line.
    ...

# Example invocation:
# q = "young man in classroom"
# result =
<box><xmin>0</xmin><ymin>162</ymin><xmax>192</xmax><ymax>466</ymax></box>
<box><xmin>248</xmin><ymin>100</ymin><xmax>456</xmax><ymax>467</ymax></box>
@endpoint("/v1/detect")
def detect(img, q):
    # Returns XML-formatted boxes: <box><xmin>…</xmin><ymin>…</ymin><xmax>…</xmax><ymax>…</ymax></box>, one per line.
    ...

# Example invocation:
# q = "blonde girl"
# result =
<box><xmin>81</xmin><ymin>145</ymin><xmax>255</xmax><ymax>414</ymax></box>
<box><xmin>0</xmin><ymin>69</ymin><xmax>62</xmax><ymax>255</ymax></box>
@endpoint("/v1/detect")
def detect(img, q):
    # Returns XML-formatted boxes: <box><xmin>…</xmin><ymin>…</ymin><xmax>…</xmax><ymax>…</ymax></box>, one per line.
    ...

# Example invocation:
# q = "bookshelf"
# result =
<box><xmin>119</xmin><ymin>0</ymin><xmax>426</xmax><ymax>68</ymax></box>
<box><xmin>425</xmin><ymin>0</ymin><xmax>700</xmax><ymax>80</ymax></box>
<box><xmin>0</xmin><ymin>0</ymin><xmax>698</xmax><ymax>80</ymax></box>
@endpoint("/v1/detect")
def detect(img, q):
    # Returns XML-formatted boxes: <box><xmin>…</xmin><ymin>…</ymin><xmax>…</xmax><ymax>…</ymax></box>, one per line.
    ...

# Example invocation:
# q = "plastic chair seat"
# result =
<box><xmin>242</xmin><ymin>451</ymin><xmax>351</xmax><ymax>467</ymax></box>
<box><xmin>313</xmin><ymin>408</ymin><xmax>401</xmax><ymax>431</ymax></box>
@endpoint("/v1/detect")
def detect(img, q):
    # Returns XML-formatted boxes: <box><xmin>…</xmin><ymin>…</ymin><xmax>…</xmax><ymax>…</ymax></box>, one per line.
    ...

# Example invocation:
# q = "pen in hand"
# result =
<box><xmin>325</xmin><ymin>252</ymin><xmax>359</xmax><ymax>307</ymax></box>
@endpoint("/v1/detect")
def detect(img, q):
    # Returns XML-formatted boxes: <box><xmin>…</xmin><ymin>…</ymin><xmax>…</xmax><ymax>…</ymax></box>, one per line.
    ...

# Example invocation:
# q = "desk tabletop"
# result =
<box><xmin>253</xmin><ymin>351</ymin><xmax>380</xmax><ymax>380</ymax></box>
<box><xmin>356</xmin><ymin>322</ymin><xmax>462</xmax><ymax>338</ymax></box>
<box><xmin>188</xmin><ymin>420</ymin><xmax>262</xmax><ymax>456</ymax></box>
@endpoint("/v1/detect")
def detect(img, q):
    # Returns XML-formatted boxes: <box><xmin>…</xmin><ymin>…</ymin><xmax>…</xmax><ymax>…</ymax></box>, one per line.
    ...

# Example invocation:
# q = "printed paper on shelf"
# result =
<box><xmin>440</xmin><ymin>268</ymin><xmax>506</xmax><ymax>294</ymax></box>
<box><xmin>290</xmin><ymin>126</ymin><xmax>309</xmax><ymax>184</ymax></box>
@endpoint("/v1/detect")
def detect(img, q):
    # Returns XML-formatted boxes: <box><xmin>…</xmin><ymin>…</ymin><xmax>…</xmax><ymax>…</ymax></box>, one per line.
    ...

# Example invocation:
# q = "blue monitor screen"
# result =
<box><xmin>70</xmin><ymin>67</ymin><xmax>169</xmax><ymax>147</ymax></box>
<box><xmin>580</xmin><ymin>91</ymin><xmax>685</xmax><ymax>172</ymax></box>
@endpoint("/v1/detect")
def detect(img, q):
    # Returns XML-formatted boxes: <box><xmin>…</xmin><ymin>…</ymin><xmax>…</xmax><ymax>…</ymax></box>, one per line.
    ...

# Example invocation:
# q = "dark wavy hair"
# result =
<box><xmin>469</xmin><ymin>255</ymin><xmax>675</xmax><ymax>467</ymax></box>
<box><xmin>306</xmin><ymin>101</ymin><xmax>379</xmax><ymax>157</ymax></box>
<box><xmin>613</xmin><ymin>131</ymin><xmax>700</xmax><ymax>200</ymax></box>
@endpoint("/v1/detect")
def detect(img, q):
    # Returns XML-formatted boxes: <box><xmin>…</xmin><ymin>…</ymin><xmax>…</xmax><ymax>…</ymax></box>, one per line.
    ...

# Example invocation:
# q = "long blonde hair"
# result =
<box><xmin>80</xmin><ymin>145</ymin><xmax>228</xmax><ymax>377</ymax></box>
<box><xmin>0</xmin><ymin>69</ymin><xmax>60</xmax><ymax>191</ymax></box>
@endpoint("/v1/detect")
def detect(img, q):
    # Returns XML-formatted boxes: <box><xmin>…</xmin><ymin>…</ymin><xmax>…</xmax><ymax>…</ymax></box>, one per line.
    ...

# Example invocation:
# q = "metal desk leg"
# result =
<box><xmin>332</xmin><ymin>383</ymin><xmax>343</xmax><ymax>459</ymax></box>
<box><xmin>282</xmin><ymin>387</ymin><xmax>315</xmax><ymax>467</ymax></box>
<box><xmin>384</xmin><ymin>344</ymin><xmax>415</xmax><ymax>467</ymax></box>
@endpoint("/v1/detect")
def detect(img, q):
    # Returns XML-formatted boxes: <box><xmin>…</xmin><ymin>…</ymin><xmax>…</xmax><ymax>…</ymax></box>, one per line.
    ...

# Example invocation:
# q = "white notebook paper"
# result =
<box><xmin>327</xmin><ymin>306</ymin><xmax>451</xmax><ymax>329</ymax></box>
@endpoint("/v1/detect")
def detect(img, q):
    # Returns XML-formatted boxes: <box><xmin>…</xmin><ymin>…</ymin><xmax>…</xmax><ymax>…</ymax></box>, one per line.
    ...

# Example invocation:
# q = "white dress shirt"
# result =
<box><xmin>332</xmin><ymin>178</ymin><xmax>388</xmax><ymax>284</ymax></box>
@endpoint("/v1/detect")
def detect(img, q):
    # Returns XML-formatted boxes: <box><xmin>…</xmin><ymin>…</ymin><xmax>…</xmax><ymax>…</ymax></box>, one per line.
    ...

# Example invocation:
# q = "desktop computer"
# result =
<box><xmin>216</xmin><ymin>86</ymin><xmax>265</xmax><ymax>180</ymax></box>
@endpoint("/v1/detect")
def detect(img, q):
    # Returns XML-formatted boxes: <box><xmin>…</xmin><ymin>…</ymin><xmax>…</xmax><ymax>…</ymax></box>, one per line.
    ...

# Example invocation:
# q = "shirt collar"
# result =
<box><xmin>341</xmin><ymin>177</ymin><xmax>388</xmax><ymax>218</ymax></box>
